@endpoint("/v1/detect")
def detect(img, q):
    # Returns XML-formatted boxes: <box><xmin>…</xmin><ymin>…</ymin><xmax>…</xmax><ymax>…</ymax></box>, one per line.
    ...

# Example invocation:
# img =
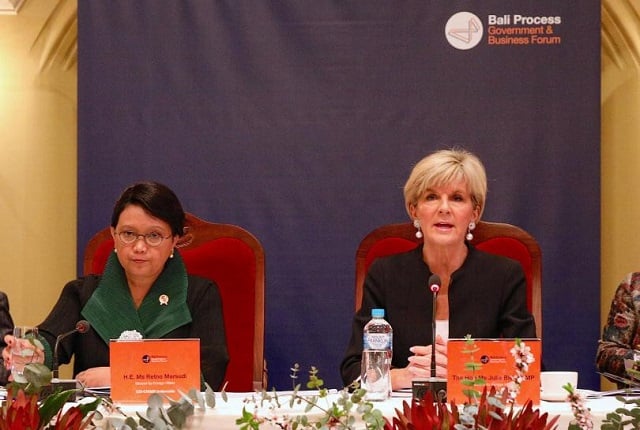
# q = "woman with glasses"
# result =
<box><xmin>2</xmin><ymin>181</ymin><xmax>229</xmax><ymax>389</ymax></box>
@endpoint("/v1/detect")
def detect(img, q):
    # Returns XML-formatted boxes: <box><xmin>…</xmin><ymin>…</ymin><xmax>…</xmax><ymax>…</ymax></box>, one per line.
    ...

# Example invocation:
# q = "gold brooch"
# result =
<box><xmin>159</xmin><ymin>294</ymin><xmax>169</xmax><ymax>306</ymax></box>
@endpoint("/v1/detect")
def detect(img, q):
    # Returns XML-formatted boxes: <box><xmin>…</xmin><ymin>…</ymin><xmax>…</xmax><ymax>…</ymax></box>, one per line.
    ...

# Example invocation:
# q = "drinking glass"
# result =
<box><xmin>11</xmin><ymin>326</ymin><xmax>39</xmax><ymax>383</ymax></box>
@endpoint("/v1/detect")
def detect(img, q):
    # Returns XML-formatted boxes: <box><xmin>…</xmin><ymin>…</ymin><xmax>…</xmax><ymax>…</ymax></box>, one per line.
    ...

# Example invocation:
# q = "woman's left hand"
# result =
<box><xmin>76</xmin><ymin>366</ymin><xmax>111</xmax><ymax>388</ymax></box>
<box><xmin>406</xmin><ymin>335</ymin><xmax>448</xmax><ymax>378</ymax></box>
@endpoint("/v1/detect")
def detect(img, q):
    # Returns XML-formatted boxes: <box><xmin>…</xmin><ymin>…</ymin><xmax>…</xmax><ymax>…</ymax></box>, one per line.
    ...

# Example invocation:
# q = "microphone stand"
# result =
<box><xmin>427</xmin><ymin>285</ymin><xmax>447</xmax><ymax>403</ymax></box>
<box><xmin>413</xmin><ymin>275</ymin><xmax>447</xmax><ymax>403</ymax></box>
<box><xmin>431</xmin><ymin>290</ymin><xmax>437</xmax><ymax>378</ymax></box>
<box><xmin>46</xmin><ymin>321</ymin><xmax>91</xmax><ymax>399</ymax></box>
<box><xmin>52</xmin><ymin>327</ymin><xmax>79</xmax><ymax>379</ymax></box>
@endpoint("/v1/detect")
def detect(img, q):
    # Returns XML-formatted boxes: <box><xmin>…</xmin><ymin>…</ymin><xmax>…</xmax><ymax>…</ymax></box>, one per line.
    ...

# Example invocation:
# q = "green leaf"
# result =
<box><xmin>75</xmin><ymin>396</ymin><xmax>102</xmax><ymax>416</ymax></box>
<box><xmin>147</xmin><ymin>393</ymin><xmax>164</xmax><ymax>409</ymax></box>
<box><xmin>463</xmin><ymin>362</ymin><xmax>482</xmax><ymax>371</ymax></box>
<box><xmin>23</xmin><ymin>362</ymin><xmax>53</xmax><ymax>387</ymax></box>
<box><xmin>236</xmin><ymin>407</ymin><xmax>257</xmax><ymax>426</ymax></box>
<box><xmin>125</xmin><ymin>416</ymin><xmax>141</xmax><ymax>429</ymax></box>
<box><xmin>462</xmin><ymin>388</ymin><xmax>481</xmax><ymax>399</ymax></box>
<box><xmin>166</xmin><ymin>404</ymin><xmax>188</xmax><ymax>428</ymax></box>
<box><xmin>38</xmin><ymin>389</ymin><xmax>76</xmax><ymax>424</ymax></box>
<box><xmin>203</xmin><ymin>382</ymin><xmax>218</xmax><ymax>407</ymax></box>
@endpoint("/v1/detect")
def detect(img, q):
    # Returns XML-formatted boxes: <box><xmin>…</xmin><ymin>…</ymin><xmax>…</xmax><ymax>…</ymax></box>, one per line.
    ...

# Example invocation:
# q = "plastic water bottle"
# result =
<box><xmin>361</xmin><ymin>308</ymin><xmax>392</xmax><ymax>401</ymax></box>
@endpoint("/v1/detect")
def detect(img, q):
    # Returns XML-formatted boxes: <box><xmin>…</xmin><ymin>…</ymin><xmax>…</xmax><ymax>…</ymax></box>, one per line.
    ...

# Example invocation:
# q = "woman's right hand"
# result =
<box><xmin>2</xmin><ymin>334</ymin><xmax>45</xmax><ymax>380</ymax></box>
<box><xmin>1</xmin><ymin>334</ymin><xmax>14</xmax><ymax>369</ymax></box>
<box><xmin>390</xmin><ymin>335</ymin><xmax>448</xmax><ymax>390</ymax></box>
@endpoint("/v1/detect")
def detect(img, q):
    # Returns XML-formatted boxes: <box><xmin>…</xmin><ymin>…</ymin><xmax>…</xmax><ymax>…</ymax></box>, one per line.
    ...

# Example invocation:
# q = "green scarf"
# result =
<box><xmin>82</xmin><ymin>250</ymin><xmax>192</xmax><ymax>343</ymax></box>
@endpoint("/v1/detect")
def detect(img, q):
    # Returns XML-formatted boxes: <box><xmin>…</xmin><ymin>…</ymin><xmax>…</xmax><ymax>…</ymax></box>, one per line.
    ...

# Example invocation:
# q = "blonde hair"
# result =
<box><xmin>403</xmin><ymin>148</ymin><xmax>487</xmax><ymax>219</ymax></box>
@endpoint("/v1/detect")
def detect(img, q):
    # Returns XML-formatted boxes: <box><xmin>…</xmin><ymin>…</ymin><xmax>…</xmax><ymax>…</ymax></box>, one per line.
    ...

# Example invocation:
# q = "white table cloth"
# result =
<box><xmin>89</xmin><ymin>390</ymin><xmax>632</xmax><ymax>429</ymax></box>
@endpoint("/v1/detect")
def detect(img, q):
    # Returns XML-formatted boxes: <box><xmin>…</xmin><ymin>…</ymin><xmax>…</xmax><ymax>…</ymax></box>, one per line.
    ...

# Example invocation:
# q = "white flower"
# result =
<box><xmin>119</xmin><ymin>330</ymin><xmax>143</xmax><ymax>341</ymax></box>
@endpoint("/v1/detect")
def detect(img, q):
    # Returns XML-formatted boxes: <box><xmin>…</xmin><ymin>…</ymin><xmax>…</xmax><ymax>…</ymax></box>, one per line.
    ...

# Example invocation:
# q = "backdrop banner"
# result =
<box><xmin>78</xmin><ymin>2</ymin><xmax>601</xmax><ymax>389</ymax></box>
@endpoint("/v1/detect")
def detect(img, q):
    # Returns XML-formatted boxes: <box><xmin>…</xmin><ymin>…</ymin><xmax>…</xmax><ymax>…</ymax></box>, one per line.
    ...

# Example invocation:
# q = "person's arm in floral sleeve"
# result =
<box><xmin>596</xmin><ymin>272</ymin><xmax>640</xmax><ymax>385</ymax></box>
<box><xmin>0</xmin><ymin>292</ymin><xmax>14</xmax><ymax>385</ymax></box>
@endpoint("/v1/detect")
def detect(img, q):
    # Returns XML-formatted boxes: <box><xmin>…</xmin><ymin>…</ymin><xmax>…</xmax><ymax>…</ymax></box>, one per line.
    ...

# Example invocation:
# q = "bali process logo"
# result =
<box><xmin>445</xmin><ymin>11</ymin><xmax>483</xmax><ymax>50</ymax></box>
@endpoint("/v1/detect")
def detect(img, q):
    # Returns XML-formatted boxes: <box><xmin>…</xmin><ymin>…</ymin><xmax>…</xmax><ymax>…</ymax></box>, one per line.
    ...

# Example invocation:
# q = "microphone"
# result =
<box><xmin>412</xmin><ymin>274</ymin><xmax>447</xmax><ymax>402</ymax></box>
<box><xmin>52</xmin><ymin>320</ymin><xmax>91</xmax><ymax>379</ymax></box>
<box><xmin>429</xmin><ymin>274</ymin><xmax>441</xmax><ymax>294</ymax></box>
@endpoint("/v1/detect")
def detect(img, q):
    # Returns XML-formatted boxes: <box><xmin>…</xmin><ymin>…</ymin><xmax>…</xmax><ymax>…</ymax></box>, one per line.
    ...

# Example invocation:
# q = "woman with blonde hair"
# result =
<box><xmin>341</xmin><ymin>148</ymin><xmax>535</xmax><ymax>389</ymax></box>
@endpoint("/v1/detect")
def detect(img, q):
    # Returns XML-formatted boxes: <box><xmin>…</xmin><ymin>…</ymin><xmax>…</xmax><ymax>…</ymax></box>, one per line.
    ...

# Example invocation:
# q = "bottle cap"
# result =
<box><xmin>371</xmin><ymin>308</ymin><xmax>385</xmax><ymax>318</ymax></box>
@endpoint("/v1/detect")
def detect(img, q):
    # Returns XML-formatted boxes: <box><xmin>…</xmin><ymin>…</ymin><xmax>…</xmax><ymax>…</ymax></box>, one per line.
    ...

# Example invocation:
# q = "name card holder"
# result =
<box><xmin>110</xmin><ymin>338</ymin><xmax>200</xmax><ymax>403</ymax></box>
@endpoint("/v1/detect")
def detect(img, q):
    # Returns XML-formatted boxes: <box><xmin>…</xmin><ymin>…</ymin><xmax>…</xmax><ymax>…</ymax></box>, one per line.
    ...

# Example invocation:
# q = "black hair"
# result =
<box><xmin>110</xmin><ymin>181</ymin><xmax>185</xmax><ymax>236</ymax></box>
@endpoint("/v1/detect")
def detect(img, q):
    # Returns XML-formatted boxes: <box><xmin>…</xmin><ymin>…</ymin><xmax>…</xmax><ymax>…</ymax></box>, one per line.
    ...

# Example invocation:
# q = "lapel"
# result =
<box><xmin>82</xmin><ymin>250</ymin><xmax>192</xmax><ymax>343</ymax></box>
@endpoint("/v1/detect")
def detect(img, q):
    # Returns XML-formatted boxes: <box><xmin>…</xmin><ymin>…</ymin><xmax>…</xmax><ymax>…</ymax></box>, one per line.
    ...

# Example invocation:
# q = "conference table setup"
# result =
<box><xmin>79</xmin><ymin>387</ymin><xmax>637</xmax><ymax>429</ymax></box>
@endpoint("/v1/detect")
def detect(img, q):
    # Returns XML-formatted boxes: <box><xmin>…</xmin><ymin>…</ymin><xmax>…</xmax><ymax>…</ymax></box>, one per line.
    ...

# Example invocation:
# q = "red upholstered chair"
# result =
<box><xmin>354</xmin><ymin>221</ymin><xmax>542</xmax><ymax>337</ymax></box>
<box><xmin>83</xmin><ymin>213</ymin><xmax>266</xmax><ymax>391</ymax></box>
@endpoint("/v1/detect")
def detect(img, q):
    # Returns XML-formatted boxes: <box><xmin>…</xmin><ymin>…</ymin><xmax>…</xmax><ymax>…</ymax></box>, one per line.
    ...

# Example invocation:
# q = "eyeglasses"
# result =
<box><xmin>116</xmin><ymin>231</ymin><xmax>172</xmax><ymax>247</ymax></box>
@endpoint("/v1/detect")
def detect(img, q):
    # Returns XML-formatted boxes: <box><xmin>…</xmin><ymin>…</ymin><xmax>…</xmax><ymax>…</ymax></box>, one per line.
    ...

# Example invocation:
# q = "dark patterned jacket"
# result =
<box><xmin>0</xmin><ymin>292</ymin><xmax>15</xmax><ymax>385</ymax></box>
<box><xmin>597</xmin><ymin>272</ymin><xmax>640</xmax><ymax>386</ymax></box>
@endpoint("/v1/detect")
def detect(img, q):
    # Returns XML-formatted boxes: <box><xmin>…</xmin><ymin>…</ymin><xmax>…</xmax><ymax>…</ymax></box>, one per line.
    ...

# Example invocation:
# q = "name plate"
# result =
<box><xmin>110</xmin><ymin>338</ymin><xmax>200</xmax><ymax>403</ymax></box>
<box><xmin>447</xmin><ymin>338</ymin><xmax>541</xmax><ymax>405</ymax></box>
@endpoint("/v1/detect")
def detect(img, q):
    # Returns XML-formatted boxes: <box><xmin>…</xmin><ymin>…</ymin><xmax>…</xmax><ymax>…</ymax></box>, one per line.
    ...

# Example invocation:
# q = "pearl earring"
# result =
<box><xmin>413</xmin><ymin>219</ymin><xmax>423</xmax><ymax>239</ymax></box>
<box><xmin>466</xmin><ymin>221</ymin><xmax>476</xmax><ymax>241</ymax></box>
<box><xmin>170</xmin><ymin>251</ymin><xmax>174</xmax><ymax>259</ymax></box>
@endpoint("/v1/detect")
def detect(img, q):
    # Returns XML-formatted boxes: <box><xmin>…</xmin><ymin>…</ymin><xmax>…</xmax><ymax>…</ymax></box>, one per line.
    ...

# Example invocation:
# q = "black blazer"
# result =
<box><xmin>37</xmin><ymin>275</ymin><xmax>229</xmax><ymax>390</ymax></box>
<box><xmin>340</xmin><ymin>244</ymin><xmax>536</xmax><ymax>386</ymax></box>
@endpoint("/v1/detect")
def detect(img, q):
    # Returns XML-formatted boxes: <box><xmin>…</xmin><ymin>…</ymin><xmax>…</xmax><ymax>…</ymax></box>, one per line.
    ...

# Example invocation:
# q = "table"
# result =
<box><xmin>88</xmin><ymin>390</ymin><xmax>633</xmax><ymax>429</ymax></box>
<box><xmin>539</xmin><ymin>395</ymin><xmax>623</xmax><ymax>429</ymax></box>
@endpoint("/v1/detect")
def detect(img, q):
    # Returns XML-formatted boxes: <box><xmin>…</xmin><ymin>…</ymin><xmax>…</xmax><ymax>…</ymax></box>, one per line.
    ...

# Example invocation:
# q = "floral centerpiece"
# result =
<box><xmin>233</xmin><ymin>337</ymin><xmax>552</xmax><ymax>430</ymax></box>
<box><xmin>385</xmin><ymin>386</ymin><xmax>558</xmax><ymax>430</ymax></box>
<box><xmin>11</xmin><ymin>339</ymin><xmax>640</xmax><ymax>429</ymax></box>
<box><xmin>1</xmin><ymin>363</ymin><xmax>100</xmax><ymax>429</ymax></box>
<box><xmin>385</xmin><ymin>336</ymin><xmax>558</xmax><ymax>430</ymax></box>
<box><xmin>236</xmin><ymin>364</ymin><xmax>386</xmax><ymax>429</ymax></box>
